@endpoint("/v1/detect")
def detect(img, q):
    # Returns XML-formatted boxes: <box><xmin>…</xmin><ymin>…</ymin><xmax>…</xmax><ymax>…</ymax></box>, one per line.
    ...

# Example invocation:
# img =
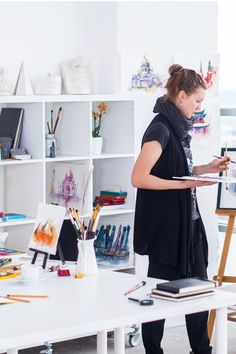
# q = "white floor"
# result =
<box><xmin>18</xmin><ymin>321</ymin><xmax>236</xmax><ymax>354</ymax></box>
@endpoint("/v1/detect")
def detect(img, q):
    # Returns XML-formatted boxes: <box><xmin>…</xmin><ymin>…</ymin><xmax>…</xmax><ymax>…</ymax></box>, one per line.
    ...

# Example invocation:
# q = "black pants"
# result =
<box><xmin>142</xmin><ymin>220</ymin><xmax>212</xmax><ymax>354</ymax></box>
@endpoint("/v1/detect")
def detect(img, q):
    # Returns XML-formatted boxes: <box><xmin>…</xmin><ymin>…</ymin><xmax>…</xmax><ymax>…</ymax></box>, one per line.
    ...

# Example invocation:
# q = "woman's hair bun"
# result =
<box><xmin>168</xmin><ymin>64</ymin><xmax>183</xmax><ymax>76</ymax></box>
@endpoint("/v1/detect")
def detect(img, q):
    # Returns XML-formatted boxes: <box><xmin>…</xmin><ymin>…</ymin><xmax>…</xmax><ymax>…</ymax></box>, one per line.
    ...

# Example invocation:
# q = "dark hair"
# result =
<box><xmin>165</xmin><ymin>64</ymin><xmax>207</xmax><ymax>101</ymax></box>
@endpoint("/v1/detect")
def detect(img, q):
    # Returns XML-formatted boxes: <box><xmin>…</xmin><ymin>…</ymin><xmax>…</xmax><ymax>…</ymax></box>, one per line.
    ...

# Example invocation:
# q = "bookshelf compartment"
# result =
<box><xmin>92</xmin><ymin>101</ymin><xmax>134</xmax><ymax>155</ymax></box>
<box><xmin>93</xmin><ymin>157</ymin><xmax>135</xmax><ymax>210</ymax></box>
<box><xmin>5</xmin><ymin>163</ymin><xmax>44</xmax><ymax>217</ymax></box>
<box><xmin>6</xmin><ymin>102</ymin><xmax>44</xmax><ymax>159</ymax></box>
<box><xmin>45</xmin><ymin>101</ymin><xmax>91</xmax><ymax>158</ymax></box>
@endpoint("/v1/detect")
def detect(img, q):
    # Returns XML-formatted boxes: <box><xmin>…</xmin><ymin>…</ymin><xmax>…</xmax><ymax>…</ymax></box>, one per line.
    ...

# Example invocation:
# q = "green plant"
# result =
<box><xmin>92</xmin><ymin>102</ymin><xmax>108</xmax><ymax>137</ymax></box>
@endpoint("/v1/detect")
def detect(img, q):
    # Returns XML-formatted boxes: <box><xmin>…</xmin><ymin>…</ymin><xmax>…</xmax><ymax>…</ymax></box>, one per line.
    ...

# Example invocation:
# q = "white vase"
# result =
<box><xmin>92</xmin><ymin>137</ymin><xmax>103</xmax><ymax>155</ymax></box>
<box><xmin>76</xmin><ymin>239</ymin><xmax>98</xmax><ymax>276</ymax></box>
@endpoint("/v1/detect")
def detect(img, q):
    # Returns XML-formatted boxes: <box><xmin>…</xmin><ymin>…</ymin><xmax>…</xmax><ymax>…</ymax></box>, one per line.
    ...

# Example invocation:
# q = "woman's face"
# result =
<box><xmin>177</xmin><ymin>87</ymin><xmax>206</xmax><ymax>119</ymax></box>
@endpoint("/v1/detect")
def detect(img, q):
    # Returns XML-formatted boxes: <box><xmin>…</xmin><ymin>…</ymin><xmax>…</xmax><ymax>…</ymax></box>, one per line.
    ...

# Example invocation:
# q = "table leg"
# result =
<box><xmin>114</xmin><ymin>327</ymin><xmax>125</xmax><ymax>354</ymax></box>
<box><xmin>215</xmin><ymin>307</ymin><xmax>227</xmax><ymax>354</ymax></box>
<box><xmin>7</xmin><ymin>350</ymin><xmax>18</xmax><ymax>354</ymax></box>
<box><xmin>97</xmin><ymin>331</ymin><xmax>107</xmax><ymax>354</ymax></box>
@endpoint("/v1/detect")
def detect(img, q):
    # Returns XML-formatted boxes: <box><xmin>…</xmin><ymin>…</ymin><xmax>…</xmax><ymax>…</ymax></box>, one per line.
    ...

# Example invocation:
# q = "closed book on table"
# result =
<box><xmin>155</xmin><ymin>277</ymin><xmax>216</xmax><ymax>294</ymax></box>
<box><xmin>100</xmin><ymin>190</ymin><xmax>128</xmax><ymax>197</ymax></box>
<box><xmin>152</xmin><ymin>287</ymin><xmax>215</xmax><ymax>298</ymax></box>
<box><xmin>0</xmin><ymin>107</ymin><xmax>24</xmax><ymax>149</ymax></box>
<box><xmin>150</xmin><ymin>290</ymin><xmax>215</xmax><ymax>302</ymax></box>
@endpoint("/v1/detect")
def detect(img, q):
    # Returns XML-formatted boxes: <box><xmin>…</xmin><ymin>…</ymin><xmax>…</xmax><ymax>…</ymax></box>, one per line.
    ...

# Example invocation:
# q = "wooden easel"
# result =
<box><xmin>208</xmin><ymin>209</ymin><xmax>236</xmax><ymax>338</ymax></box>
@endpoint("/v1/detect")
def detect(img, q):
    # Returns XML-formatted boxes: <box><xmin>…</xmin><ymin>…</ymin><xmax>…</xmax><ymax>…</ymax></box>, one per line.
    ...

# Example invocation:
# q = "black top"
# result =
<box><xmin>133</xmin><ymin>113</ymin><xmax>207</xmax><ymax>276</ymax></box>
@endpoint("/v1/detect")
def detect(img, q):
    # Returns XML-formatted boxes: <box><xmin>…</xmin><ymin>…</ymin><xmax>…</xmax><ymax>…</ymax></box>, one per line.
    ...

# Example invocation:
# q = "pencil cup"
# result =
<box><xmin>76</xmin><ymin>239</ymin><xmax>98</xmax><ymax>276</ymax></box>
<box><xmin>45</xmin><ymin>134</ymin><xmax>57</xmax><ymax>157</ymax></box>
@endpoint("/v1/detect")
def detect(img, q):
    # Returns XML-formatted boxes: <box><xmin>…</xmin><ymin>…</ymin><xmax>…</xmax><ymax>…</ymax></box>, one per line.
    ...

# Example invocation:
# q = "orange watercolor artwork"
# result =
<box><xmin>33</xmin><ymin>219</ymin><xmax>57</xmax><ymax>247</ymax></box>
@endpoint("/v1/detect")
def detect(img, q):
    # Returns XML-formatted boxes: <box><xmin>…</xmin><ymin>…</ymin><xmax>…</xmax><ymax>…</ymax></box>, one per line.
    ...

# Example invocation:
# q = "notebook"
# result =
<box><xmin>150</xmin><ymin>290</ymin><xmax>215</xmax><ymax>302</ymax></box>
<box><xmin>0</xmin><ymin>107</ymin><xmax>24</xmax><ymax>149</ymax></box>
<box><xmin>155</xmin><ymin>277</ymin><xmax>216</xmax><ymax>294</ymax></box>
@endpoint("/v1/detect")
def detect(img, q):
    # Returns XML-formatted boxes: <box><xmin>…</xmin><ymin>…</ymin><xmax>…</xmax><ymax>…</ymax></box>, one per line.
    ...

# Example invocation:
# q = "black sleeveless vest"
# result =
<box><xmin>133</xmin><ymin>114</ymin><xmax>207</xmax><ymax>276</ymax></box>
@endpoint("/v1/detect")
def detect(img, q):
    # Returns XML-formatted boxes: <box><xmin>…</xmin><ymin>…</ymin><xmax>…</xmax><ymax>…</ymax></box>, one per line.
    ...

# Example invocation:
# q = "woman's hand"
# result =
<box><xmin>193</xmin><ymin>156</ymin><xmax>230</xmax><ymax>175</ymax></box>
<box><xmin>206</xmin><ymin>156</ymin><xmax>230</xmax><ymax>173</ymax></box>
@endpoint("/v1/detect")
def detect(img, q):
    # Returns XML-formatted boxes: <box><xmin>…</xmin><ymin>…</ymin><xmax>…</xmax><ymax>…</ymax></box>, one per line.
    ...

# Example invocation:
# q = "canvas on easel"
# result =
<box><xmin>28</xmin><ymin>203</ymin><xmax>66</xmax><ymax>267</ymax></box>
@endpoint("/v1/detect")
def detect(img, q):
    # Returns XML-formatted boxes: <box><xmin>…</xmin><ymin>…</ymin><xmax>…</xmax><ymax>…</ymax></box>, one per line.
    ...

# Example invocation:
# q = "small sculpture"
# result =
<box><xmin>0</xmin><ymin>68</ymin><xmax>11</xmax><ymax>95</ymax></box>
<box><xmin>60</xmin><ymin>55</ymin><xmax>92</xmax><ymax>94</ymax></box>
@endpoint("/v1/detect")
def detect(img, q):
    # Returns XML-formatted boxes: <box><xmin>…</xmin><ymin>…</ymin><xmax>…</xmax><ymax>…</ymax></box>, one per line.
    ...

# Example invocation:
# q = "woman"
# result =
<box><xmin>131</xmin><ymin>64</ymin><xmax>229</xmax><ymax>354</ymax></box>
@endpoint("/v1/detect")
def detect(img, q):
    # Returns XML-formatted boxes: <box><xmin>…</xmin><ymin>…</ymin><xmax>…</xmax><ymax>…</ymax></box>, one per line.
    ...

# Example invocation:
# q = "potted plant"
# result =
<box><xmin>92</xmin><ymin>102</ymin><xmax>108</xmax><ymax>154</ymax></box>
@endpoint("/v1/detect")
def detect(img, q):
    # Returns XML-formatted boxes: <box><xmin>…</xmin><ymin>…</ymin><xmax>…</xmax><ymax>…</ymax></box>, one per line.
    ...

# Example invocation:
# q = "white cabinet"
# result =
<box><xmin>0</xmin><ymin>94</ymin><xmax>156</xmax><ymax>269</ymax></box>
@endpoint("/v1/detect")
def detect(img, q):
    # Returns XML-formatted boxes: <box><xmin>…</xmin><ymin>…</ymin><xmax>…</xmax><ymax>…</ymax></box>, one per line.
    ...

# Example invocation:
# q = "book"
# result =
<box><xmin>151</xmin><ymin>287</ymin><xmax>215</xmax><ymax>298</ymax></box>
<box><xmin>0</xmin><ymin>213</ymin><xmax>26</xmax><ymax>223</ymax></box>
<box><xmin>150</xmin><ymin>290</ymin><xmax>215</xmax><ymax>302</ymax></box>
<box><xmin>100</xmin><ymin>190</ymin><xmax>128</xmax><ymax>197</ymax></box>
<box><xmin>173</xmin><ymin>175</ymin><xmax>236</xmax><ymax>183</ymax></box>
<box><xmin>0</xmin><ymin>247</ymin><xmax>27</xmax><ymax>259</ymax></box>
<box><xmin>155</xmin><ymin>277</ymin><xmax>216</xmax><ymax>294</ymax></box>
<box><xmin>0</xmin><ymin>107</ymin><xmax>24</xmax><ymax>149</ymax></box>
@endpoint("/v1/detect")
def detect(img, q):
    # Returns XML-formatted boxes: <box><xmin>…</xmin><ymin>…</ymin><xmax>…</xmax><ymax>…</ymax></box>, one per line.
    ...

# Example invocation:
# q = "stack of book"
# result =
<box><xmin>150</xmin><ymin>277</ymin><xmax>217</xmax><ymax>302</ymax></box>
<box><xmin>94</xmin><ymin>190</ymin><xmax>127</xmax><ymax>209</ymax></box>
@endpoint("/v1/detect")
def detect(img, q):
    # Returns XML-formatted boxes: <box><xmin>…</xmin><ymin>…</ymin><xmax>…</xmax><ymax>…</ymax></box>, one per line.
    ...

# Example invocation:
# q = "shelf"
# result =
<box><xmin>100</xmin><ymin>208</ymin><xmax>134</xmax><ymax>216</ymax></box>
<box><xmin>0</xmin><ymin>159</ymin><xmax>43</xmax><ymax>165</ymax></box>
<box><xmin>45</xmin><ymin>155</ymin><xmax>90</xmax><ymax>162</ymax></box>
<box><xmin>0</xmin><ymin>94</ymin><xmax>151</xmax><ymax>272</ymax></box>
<box><xmin>92</xmin><ymin>153</ymin><xmax>134</xmax><ymax>160</ymax></box>
<box><xmin>0</xmin><ymin>217</ymin><xmax>35</xmax><ymax>227</ymax></box>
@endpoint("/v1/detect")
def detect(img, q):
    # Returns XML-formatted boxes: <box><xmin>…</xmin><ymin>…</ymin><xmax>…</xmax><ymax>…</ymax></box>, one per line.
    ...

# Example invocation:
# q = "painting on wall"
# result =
<box><xmin>28</xmin><ymin>203</ymin><xmax>66</xmax><ymax>255</ymax></box>
<box><xmin>94</xmin><ymin>223</ymin><xmax>133</xmax><ymax>268</ymax></box>
<box><xmin>190</xmin><ymin>99</ymin><xmax>220</xmax><ymax>147</ymax></box>
<box><xmin>174</xmin><ymin>52</ymin><xmax>219</xmax><ymax>98</ymax></box>
<box><xmin>49</xmin><ymin>162</ymin><xmax>92</xmax><ymax>214</ymax></box>
<box><xmin>120</xmin><ymin>51</ymin><xmax>172</xmax><ymax>94</ymax></box>
<box><xmin>217</xmin><ymin>148</ymin><xmax>236</xmax><ymax>210</ymax></box>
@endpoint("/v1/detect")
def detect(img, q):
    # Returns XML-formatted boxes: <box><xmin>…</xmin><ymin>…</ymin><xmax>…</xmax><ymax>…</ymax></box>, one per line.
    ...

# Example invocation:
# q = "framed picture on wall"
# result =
<box><xmin>217</xmin><ymin>147</ymin><xmax>236</xmax><ymax>210</ymax></box>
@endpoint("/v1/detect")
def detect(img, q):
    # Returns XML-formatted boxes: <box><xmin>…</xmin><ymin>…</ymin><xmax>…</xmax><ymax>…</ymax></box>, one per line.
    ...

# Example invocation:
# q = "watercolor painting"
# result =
<box><xmin>120</xmin><ymin>51</ymin><xmax>172</xmax><ymax>93</ymax></box>
<box><xmin>49</xmin><ymin>162</ymin><xmax>91</xmax><ymax>214</ymax></box>
<box><xmin>28</xmin><ymin>203</ymin><xmax>66</xmax><ymax>255</ymax></box>
<box><xmin>94</xmin><ymin>224</ymin><xmax>133</xmax><ymax>267</ymax></box>
<box><xmin>174</xmin><ymin>52</ymin><xmax>219</xmax><ymax>97</ymax></box>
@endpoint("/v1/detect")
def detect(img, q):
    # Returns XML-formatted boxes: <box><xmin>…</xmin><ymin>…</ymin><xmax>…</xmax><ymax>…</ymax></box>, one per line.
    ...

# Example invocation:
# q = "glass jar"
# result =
<box><xmin>45</xmin><ymin>134</ymin><xmax>56</xmax><ymax>157</ymax></box>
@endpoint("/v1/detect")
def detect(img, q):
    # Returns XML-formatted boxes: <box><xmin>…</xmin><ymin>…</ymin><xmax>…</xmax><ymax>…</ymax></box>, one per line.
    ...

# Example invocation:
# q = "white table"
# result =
<box><xmin>0</xmin><ymin>271</ymin><xmax>235</xmax><ymax>354</ymax></box>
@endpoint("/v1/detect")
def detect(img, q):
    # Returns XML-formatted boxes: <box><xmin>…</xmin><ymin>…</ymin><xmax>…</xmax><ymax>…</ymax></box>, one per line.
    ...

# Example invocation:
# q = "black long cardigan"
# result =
<box><xmin>133</xmin><ymin>114</ymin><xmax>207</xmax><ymax>276</ymax></box>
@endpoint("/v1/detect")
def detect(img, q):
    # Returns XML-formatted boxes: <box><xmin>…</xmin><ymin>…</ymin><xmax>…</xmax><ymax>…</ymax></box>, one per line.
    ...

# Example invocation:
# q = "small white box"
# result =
<box><xmin>34</xmin><ymin>74</ymin><xmax>61</xmax><ymax>95</ymax></box>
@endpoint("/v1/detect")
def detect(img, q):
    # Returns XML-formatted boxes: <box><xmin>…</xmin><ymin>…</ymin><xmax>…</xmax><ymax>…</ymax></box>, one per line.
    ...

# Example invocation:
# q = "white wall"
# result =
<box><xmin>0</xmin><ymin>1</ymin><xmax>117</xmax><ymax>94</ymax></box>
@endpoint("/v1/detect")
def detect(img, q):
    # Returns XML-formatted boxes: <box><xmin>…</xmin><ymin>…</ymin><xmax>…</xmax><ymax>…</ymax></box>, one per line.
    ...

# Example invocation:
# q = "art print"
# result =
<box><xmin>94</xmin><ymin>224</ymin><xmax>133</xmax><ymax>267</ymax></box>
<box><xmin>120</xmin><ymin>51</ymin><xmax>172</xmax><ymax>93</ymax></box>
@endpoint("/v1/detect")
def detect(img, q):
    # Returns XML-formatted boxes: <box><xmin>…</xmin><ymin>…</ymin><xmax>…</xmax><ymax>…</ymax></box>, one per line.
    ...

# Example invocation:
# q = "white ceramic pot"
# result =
<box><xmin>92</xmin><ymin>137</ymin><xmax>103</xmax><ymax>155</ymax></box>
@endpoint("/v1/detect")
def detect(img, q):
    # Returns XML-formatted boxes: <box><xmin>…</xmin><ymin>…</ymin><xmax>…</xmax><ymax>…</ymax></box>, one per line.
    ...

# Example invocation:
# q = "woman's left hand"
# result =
<box><xmin>207</xmin><ymin>156</ymin><xmax>231</xmax><ymax>173</ymax></box>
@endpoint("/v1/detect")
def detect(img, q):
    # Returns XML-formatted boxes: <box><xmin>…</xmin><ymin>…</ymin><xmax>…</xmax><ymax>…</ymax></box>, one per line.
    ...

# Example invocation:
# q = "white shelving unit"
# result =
<box><xmin>0</xmin><ymin>94</ymin><xmax>156</xmax><ymax>269</ymax></box>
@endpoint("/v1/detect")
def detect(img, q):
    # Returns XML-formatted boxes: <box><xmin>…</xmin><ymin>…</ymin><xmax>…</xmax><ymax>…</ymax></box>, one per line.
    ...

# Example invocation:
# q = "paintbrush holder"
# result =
<box><xmin>45</xmin><ymin>134</ymin><xmax>57</xmax><ymax>158</ymax></box>
<box><xmin>76</xmin><ymin>239</ymin><xmax>97</xmax><ymax>276</ymax></box>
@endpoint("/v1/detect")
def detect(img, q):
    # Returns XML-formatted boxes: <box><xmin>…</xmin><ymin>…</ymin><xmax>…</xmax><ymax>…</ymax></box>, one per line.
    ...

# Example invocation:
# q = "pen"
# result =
<box><xmin>213</xmin><ymin>155</ymin><xmax>236</xmax><ymax>164</ymax></box>
<box><xmin>124</xmin><ymin>280</ymin><xmax>146</xmax><ymax>296</ymax></box>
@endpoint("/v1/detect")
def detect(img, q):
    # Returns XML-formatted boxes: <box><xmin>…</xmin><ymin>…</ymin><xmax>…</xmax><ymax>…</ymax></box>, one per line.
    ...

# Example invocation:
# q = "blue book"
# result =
<box><xmin>4</xmin><ymin>213</ymin><xmax>26</xmax><ymax>221</ymax></box>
